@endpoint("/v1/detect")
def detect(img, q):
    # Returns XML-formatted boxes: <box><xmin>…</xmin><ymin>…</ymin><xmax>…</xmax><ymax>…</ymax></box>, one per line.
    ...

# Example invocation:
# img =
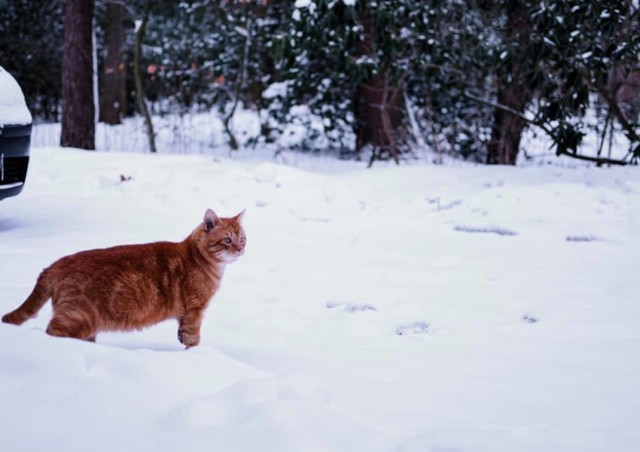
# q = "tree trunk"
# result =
<box><xmin>354</xmin><ymin>12</ymin><xmax>407</xmax><ymax>165</ymax></box>
<box><xmin>223</xmin><ymin>13</ymin><xmax>252</xmax><ymax>152</ymax></box>
<box><xmin>486</xmin><ymin>87</ymin><xmax>530</xmax><ymax>165</ymax></box>
<box><xmin>134</xmin><ymin>0</ymin><xmax>157</xmax><ymax>153</ymax></box>
<box><xmin>61</xmin><ymin>0</ymin><xmax>95</xmax><ymax>150</ymax></box>
<box><xmin>99</xmin><ymin>1</ymin><xmax>126</xmax><ymax>125</ymax></box>
<box><xmin>486</xmin><ymin>1</ymin><xmax>532</xmax><ymax>165</ymax></box>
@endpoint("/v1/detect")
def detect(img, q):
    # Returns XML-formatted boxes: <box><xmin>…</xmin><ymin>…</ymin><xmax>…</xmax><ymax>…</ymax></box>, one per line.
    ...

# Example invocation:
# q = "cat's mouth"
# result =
<box><xmin>223</xmin><ymin>251</ymin><xmax>243</xmax><ymax>263</ymax></box>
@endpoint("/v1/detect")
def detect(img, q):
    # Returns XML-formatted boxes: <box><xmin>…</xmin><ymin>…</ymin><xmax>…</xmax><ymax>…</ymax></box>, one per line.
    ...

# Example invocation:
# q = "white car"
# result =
<box><xmin>0</xmin><ymin>65</ymin><xmax>32</xmax><ymax>200</ymax></box>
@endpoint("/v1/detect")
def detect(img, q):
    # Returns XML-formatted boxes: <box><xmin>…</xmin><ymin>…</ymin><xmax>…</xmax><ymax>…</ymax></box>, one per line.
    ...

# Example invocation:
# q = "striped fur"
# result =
<box><xmin>2</xmin><ymin>208</ymin><xmax>245</xmax><ymax>347</ymax></box>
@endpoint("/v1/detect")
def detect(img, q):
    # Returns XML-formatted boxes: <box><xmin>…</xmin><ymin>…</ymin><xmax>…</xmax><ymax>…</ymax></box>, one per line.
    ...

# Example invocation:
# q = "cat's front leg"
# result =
<box><xmin>178</xmin><ymin>309</ymin><xmax>204</xmax><ymax>348</ymax></box>
<box><xmin>177</xmin><ymin>327</ymin><xmax>200</xmax><ymax>348</ymax></box>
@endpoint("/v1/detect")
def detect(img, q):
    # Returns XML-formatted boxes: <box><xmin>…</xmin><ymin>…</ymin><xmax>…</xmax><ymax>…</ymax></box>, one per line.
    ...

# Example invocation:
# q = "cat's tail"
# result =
<box><xmin>2</xmin><ymin>270</ymin><xmax>52</xmax><ymax>325</ymax></box>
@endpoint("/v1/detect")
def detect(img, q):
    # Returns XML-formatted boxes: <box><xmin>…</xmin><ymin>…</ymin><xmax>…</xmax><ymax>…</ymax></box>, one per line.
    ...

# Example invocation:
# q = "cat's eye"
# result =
<box><xmin>223</xmin><ymin>237</ymin><xmax>232</xmax><ymax>245</ymax></box>
<box><xmin>240</xmin><ymin>237</ymin><xmax>246</xmax><ymax>244</ymax></box>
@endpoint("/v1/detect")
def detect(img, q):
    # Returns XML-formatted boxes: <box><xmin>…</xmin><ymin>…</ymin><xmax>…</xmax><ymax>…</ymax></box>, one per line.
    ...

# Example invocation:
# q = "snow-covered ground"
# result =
<box><xmin>1</xmin><ymin>144</ymin><xmax>639</xmax><ymax>451</ymax></box>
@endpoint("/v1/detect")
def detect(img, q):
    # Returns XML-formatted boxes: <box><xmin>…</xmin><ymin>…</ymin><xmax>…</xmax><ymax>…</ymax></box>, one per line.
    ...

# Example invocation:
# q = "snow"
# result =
<box><xmin>262</xmin><ymin>82</ymin><xmax>289</xmax><ymax>100</ymax></box>
<box><xmin>1</xmin><ymin>144</ymin><xmax>639</xmax><ymax>451</ymax></box>
<box><xmin>0</xmin><ymin>65</ymin><xmax>32</xmax><ymax>126</ymax></box>
<box><xmin>294</xmin><ymin>0</ymin><xmax>312</xmax><ymax>8</ymax></box>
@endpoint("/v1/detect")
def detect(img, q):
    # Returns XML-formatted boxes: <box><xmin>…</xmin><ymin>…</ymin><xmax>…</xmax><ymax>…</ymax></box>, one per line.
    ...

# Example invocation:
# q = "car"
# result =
<box><xmin>0</xmin><ymin>65</ymin><xmax>32</xmax><ymax>201</ymax></box>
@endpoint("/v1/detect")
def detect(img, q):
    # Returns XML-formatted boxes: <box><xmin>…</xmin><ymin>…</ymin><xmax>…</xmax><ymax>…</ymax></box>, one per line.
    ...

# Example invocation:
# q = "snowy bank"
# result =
<box><xmin>1</xmin><ymin>147</ymin><xmax>639</xmax><ymax>451</ymax></box>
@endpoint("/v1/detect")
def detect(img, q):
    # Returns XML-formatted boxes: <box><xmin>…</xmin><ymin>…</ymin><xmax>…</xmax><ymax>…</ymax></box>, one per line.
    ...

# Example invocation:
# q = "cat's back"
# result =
<box><xmin>49</xmin><ymin>241</ymin><xmax>185</xmax><ymax>276</ymax></box>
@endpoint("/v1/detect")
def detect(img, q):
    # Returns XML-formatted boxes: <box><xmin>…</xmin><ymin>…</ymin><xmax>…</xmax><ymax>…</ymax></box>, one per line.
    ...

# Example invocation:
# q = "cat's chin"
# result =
<box><xmin>219</xmin><ymin>253</ymin><xmax>242</xmax><ymax>264</ymax></box>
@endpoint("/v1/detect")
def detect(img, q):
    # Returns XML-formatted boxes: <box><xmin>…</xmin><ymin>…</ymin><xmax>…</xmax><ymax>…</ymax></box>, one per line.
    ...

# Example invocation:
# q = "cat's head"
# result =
<box><xmin>193</xmin><ymin>208</ymin><xmax>246</xmax><ymax>264</ymax></box>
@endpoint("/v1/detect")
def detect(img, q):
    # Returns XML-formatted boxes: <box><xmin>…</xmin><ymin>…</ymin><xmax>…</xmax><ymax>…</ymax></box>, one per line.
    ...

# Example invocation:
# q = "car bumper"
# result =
<box><xmin>0</xmin><ymin>123</ymin><xmax>32</xmax><ymax>200</ymax></box>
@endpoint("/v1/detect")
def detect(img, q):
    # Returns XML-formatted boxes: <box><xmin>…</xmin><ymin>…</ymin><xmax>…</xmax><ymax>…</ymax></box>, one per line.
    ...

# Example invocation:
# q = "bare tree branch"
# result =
<box><xmin>134</xmin><ymin>0</ymin><xmax>156</xmax><ymax>153</ymax></box>
<box><xmin>462</xmin><ymin>89</ymin><xmax>551</xmax><ymax>134</ymax></box>
<box><xmin>557</xmin><ymin>149</ymin><xmax>629</xmax><ymax>166</ymax></box>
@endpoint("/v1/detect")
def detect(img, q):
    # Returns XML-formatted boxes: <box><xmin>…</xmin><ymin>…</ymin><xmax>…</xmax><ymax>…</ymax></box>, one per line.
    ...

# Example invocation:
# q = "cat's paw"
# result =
<box><xmin>178</xmin><ymin>329</ymin><xmax>200</xmax><ymax>348</ymax></box>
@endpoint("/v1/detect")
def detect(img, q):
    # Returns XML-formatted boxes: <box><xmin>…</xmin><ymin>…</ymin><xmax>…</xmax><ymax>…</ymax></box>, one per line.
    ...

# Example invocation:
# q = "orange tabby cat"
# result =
<box><xmin>1</xmin><ymin>208</ymin><xmax>245</xmax><ymax>348</ymax></box>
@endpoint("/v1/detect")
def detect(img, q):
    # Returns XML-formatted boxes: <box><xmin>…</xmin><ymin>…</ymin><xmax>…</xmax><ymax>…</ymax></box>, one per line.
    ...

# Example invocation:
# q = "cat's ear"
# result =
<box><xmin>234</xmin><ymin>209</ymin><xmax>246</xmax><ymax>222</ymax></box>
<box><xmin>203</xmin><ymin>208</ymin><xmax>219</xmax><ymax>232</ymax></box>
